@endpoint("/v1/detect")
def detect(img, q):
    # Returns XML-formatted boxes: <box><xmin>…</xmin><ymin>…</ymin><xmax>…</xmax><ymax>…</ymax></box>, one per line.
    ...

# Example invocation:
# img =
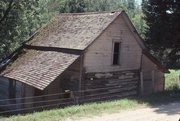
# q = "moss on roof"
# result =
<box><xmin>26</xmin><ymin>11</ymin><xmax>122</xmax><ymax>50</ymax></box>
<box><xmin>28</xmin><ymin>16</ymin><xmax>62</xmax><ymax>45</ymax></box>
<box><xmin>3</xmin><ymin>49</ymin><xmax>40</xmax><ymax>71</ymax></box>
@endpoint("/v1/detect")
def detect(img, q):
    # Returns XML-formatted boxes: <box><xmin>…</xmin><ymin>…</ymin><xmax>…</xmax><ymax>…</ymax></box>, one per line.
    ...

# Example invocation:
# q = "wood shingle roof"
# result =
<box><xmin>27</xmin><ymin>11</ymin><xmax>122</xmax><ymax>50</ymax></box>
<box><xmin>0</xmin><ymin>49</ymin><xmax>80</xmax><ymax>90</ymax></box>
<box><xmin>0</xmin><ymin>11</ymin><xmax>122</xmax><ymax>90</ymax></box>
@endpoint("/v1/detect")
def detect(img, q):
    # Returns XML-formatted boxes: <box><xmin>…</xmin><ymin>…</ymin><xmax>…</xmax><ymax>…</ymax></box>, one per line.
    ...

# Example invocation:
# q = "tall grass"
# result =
<box><xmin>1</xmin><ymin>90</ymin><xmax>180</xmax><ymax>121</ymax></box>
<box><xmin>165</xmin><ymin>70</ymin><xmax>180</xmax><ymax>90</ymax></box>
<box><xmin>0</xmin><ymin>99</ymin><xmax>144</xmax><ymax>121</ymax></box>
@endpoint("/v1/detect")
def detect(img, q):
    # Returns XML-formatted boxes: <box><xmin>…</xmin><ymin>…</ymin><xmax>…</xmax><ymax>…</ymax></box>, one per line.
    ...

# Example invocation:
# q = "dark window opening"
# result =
<box><xmin>113</xmin><ymin>42</ymin><xmax>120</xmax><ymax>65</ymax></box>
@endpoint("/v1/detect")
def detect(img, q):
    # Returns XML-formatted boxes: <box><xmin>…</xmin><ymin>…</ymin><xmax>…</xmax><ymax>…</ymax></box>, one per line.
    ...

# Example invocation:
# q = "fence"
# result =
<box><xmin>0</xmin><ymin>83</ymin><xmax>138</xmax><ymax>116</ymax></box>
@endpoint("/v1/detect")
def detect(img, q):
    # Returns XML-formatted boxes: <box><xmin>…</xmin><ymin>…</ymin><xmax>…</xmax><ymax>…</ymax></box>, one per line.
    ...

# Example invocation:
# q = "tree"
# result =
<box><xmin>132</xmin><ymin>13</ymin><xmax>147</xmax><ymax>39</ymax></box>
<box><xmin>142</xmin><ymin>0</ymin><xmax>180</xmax><ymax>69</ymax></box>
<box><xmin>0</xmin><ymin>0</ymin><xmax>50</xmax><ymax>61</ymax></box>
<box><xmin>59</xmin><ymin>0</ymin><xmax>87</xmax><ymax>13</ymax></box>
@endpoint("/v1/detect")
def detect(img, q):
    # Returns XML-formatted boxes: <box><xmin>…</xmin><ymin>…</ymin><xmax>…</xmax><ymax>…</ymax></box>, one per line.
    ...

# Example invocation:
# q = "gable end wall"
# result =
<box><xmin>83</xmin><ymin>15</ymin><xmax>142</xmax><ymax>73</ymax></box>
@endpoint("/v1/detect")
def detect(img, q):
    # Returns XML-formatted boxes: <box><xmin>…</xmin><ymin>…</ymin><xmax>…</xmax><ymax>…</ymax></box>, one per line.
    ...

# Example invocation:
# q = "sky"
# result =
<box><xmin>136</xmin><ymin>0</ymin><xmax>142</xmax><ymax>5</ymax></box>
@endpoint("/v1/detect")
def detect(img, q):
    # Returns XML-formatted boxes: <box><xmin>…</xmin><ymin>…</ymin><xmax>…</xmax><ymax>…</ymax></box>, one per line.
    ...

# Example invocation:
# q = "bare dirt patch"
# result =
<box><xmin>78</xmin><ymin>102</ymin><xmax>180</xmax><ymax>121</ymax></box>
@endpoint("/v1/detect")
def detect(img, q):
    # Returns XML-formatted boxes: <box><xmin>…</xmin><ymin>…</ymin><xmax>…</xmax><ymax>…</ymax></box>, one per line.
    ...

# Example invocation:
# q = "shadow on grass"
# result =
<box><xmin>136</xmin><ymin>90</ymin><xmax>180</xmax><ymax>116</ymax></box>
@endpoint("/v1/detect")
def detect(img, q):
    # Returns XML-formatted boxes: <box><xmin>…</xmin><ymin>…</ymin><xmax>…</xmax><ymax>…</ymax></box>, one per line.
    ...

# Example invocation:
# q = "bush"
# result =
<box><xmin>165</xmin><ymin>70</ymin><xmax>180</xmax><ymax>91</ymax></box>
<box><xmin>165</xmin><ymin>80</ymin><xmax>180</xmax><ymax>91</ymax></box>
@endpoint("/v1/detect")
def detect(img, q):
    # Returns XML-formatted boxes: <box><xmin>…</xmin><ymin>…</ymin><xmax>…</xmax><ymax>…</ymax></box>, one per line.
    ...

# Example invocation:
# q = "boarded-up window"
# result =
<box><xmin>113</xmin><ymin>42</ymin><xmax>120</xmax><ymax>65</ymax></box>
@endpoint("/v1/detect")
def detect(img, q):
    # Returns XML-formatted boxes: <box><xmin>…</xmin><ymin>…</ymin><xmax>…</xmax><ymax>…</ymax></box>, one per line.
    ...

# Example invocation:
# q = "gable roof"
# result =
<box><xmin>26</xmin><ymin>11</ymin><xmax>122</xmax><ymax>50</ymax></box>
<box><xmin>0</xmin><ymin>11</ymin><xmax>167</xmax><ymax>90</ymax></box>
<box><xmin>0</xmin><ymin>11</ymin><xmax>123</xmax><ymax>90</ymax></box>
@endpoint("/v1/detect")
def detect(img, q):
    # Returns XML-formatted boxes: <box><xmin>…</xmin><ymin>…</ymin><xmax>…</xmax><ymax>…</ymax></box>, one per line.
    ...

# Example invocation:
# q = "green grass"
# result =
<box><xmin>165</xmin><ymin>69</ymin><xmax>180</xmax><ymax>90</ymax></box>
<box><xmin>0</xmin><ymin>70</ymin><xmax>179</xmax><ymax>121</ymax></box>
<box><xmin>0</xmin><ymin>99</ymin><xmax>143</xmax><ymax>121</ymax></box>
<box><xmin>1</xmin><ymin>91</ymin><xmax>180</xmax><ymax>121</ymax></box>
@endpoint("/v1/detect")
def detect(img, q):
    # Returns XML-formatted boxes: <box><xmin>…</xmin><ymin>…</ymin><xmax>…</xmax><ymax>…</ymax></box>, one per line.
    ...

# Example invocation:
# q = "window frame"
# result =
<box><xmin>112</xmin><ymin>40</ymin><xmax>121</xmax><ymax>66</ymax></box>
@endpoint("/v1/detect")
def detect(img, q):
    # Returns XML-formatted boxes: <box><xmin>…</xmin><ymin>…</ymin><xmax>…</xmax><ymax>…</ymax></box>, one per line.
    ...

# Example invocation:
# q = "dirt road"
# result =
<box><xmin>78</xmin><ymin>102</ymin><xmax>180</xmax><ymax>121</ymax></box>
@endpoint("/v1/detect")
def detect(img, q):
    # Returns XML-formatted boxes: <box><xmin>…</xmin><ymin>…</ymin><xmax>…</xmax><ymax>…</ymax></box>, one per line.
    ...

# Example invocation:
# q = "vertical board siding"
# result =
<box><xmin>0</xmin><ymin>77</ymin><xmax>23</xmax><ymax>112</ymax></box>
<box><xmin>24</xmin><ymin>85</ymin><xmax>34</xmax><ymax>109</ymax></box>
<box><xmin>84</xmin><ymin>15</ymin><xmax>142</xmax><ymax>73</ymax></box>
<box><xmin>142</xmin><ymin>54</ymin><xmax>164</xmax><ymax>94</ymax></box>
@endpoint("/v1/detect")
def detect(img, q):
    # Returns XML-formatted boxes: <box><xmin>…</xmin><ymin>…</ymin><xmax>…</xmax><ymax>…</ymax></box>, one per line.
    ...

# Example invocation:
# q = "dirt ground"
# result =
<box><xmin>78</xmin><ymin>102</ymin><xmax>180</xmax><ymax>121</ymax></box>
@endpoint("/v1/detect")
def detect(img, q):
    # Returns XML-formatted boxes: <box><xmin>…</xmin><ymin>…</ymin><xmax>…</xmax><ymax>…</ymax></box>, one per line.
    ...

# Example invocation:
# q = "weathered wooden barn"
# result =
<box><xmin>0</xmin><ymin>11</ymin><xmax>169</xmax><ymax>113</ymax></box>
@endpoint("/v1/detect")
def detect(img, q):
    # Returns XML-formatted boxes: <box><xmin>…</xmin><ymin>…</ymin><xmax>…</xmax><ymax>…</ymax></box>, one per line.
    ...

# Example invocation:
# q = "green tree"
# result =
<box><xmin>132</xmin><ymin>13</ymin><xmax>147</xmax><ymax>39</ymax></box>
<box><xmin>59</xmin><ymin>0</ymin><xmax>87</xmax><ymax>13</ymax></box>
<box><xmin>142</xmin><ymin>0</ymin><xmax>180</xmax><ymax>69</ymax></box>
<box><xmin>0</xmin><ymin>0</ymin><xmax>51</xmax><ymax>61</ymax></box>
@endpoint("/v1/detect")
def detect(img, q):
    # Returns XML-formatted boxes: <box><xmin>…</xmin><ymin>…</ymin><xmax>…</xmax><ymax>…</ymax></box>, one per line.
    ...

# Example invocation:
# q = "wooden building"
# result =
<box><xmin>0</xmin><ymin>11</ymin><xmax>169</xmax><ymax>113</ymax></box>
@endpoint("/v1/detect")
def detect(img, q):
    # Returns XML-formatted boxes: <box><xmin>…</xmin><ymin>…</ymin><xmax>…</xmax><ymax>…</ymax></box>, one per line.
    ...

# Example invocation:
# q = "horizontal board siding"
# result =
<box><xmin>84</xmin><ymin>16</ymin><xmax>142</xmax><ymax>73</ymax></box>
<box><xmin>81</xmin><ymin>70</ymin><xmax>140</xmax><ymax>101</ymax></box>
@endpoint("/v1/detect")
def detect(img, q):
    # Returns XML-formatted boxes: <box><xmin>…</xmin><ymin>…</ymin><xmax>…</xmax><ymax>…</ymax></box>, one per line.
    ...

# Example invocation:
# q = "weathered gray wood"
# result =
<box><xmin>142</xmin><ymin>54</ymin><xmax>165</xmax><ymax>94</ymax></box>
<box><xmin>152</xmin><ymin>70</ymin><xmax>155</xmax><ymax>92</ymax></box>
<box><xmin>140</xmin><ymin>71</ymin><xmax>144</xmax><ymax>95</ymax></box>
<box><xmin>82</xmin><ymin>70</ymin><xmax>139</xmax><ymax>99</ymax></box>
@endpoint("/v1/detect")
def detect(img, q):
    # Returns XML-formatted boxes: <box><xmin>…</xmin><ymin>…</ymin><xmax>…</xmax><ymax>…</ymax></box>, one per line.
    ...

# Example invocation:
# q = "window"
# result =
<box><xmin>113</xmin><ymin>42</ymin><xmax>121</xmax><ymax>65</ymax></box>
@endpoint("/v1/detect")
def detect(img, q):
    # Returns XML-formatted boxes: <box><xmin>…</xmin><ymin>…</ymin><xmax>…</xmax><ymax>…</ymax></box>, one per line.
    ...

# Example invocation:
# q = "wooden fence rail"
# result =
<box><xmin>0</xmin><ymin>79</ymin><xmax>138</xmax><ymax>116</ymax></box>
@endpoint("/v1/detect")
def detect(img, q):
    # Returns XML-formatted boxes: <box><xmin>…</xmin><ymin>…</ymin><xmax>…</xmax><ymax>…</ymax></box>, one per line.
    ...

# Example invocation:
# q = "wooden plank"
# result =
<box><xmin>152</xmin><ymin>70</ymin><xmax>155</xmax><ymax>92</ymax></box>
<box><xmin>140</xmin><ymin>71</ymin><xmax>144</xmax><ymax>95</ymax></box>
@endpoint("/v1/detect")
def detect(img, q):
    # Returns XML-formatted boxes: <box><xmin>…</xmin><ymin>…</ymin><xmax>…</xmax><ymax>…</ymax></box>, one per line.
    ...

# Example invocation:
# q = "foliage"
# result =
<box><xmin>0</xmin><ymin>0</ymin><xmax>40</xmax><ymax>60</ymax></box>
<box><xmin>165</xmin><ymin>70</ymin><xmax>180</xmax><ymax>90</ymax></box>
<box><xmin>142</xmin><ymin>0</ymin><xmax>180</xmax><ymax>69</ymax></box>
<box><xmin>132</xmin><ymin>13</ymin><xmax>147</xmax><ymax>39</ymax></box>
<box><xmin>0</xmin><ymin>0</ymin><xmax>54</xmax><ymax>61</ymax></box>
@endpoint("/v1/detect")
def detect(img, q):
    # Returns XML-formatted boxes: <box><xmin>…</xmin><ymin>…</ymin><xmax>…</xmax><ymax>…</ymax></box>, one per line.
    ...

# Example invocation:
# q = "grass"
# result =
<box><xmin>0</xmin><ymin>91</ymin><xmax>180</xmax><ymax>121</ymax></box>
<box><xmin>0</xmin><ymin>70</ymin><xmax>179</xmax><ymax>121</ymax></box>
<box><xmin>0</xmin><ymin>99</ymin><xmax>143</xmax><ymax>121</ymax></box>
<box><xmin>165</xmin><ymin>69</ymin><xmax>180</xmax><ymax>90</ymax></box>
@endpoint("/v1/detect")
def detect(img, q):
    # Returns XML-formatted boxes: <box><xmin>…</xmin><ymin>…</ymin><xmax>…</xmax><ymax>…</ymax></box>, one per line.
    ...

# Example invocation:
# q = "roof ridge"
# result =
<box><xmin>59</xmin><ymin>10</ymin><xmax>123</xmax><ymax>16</ymax></box>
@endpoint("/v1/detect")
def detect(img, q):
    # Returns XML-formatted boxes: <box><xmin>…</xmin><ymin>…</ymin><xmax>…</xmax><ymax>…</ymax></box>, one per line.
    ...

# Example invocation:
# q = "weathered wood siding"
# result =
<box><xmin>154</xmin><ymin>69</ymin><xmax>164</xmax><ymax>92</ymax></box>
<box><xmin>45</xmin><ymin>58</ymin><xmax>80</xmax><ymax>93</ymax></box>
<box><xmin>23</xmin><ymin>85</ymin><xmax>34</xmax><ymax>108</ymax></box>
<box><xmin>81</xmin><ymin>70</ymin><xmax>139</xmax><ymax>101</ymax></box>
<box><xmin>83</xmin><ymin>15</ymin><xmax>142</xmax><ymax>73</ymax></box>
<box><xmin>0</xmin><ymin>77</ymin><xmax>24</xmax><ymax>111</ymax></box>
<box><xmin>141</xmin><ymin>54</ymin><xmax>164</xmax><ymax>94</ymax></box>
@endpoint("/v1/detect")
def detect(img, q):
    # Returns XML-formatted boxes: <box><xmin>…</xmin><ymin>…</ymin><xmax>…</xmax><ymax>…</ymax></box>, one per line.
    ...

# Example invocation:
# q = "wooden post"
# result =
<box><xmin>152</xmin><ymin>70</ymin><xmax>155</xmax><ymax>92</ymax></box>
<box><xmin>140</xmin><ymin>71</ymin><xmax>144</xmax><ymax>95</ymax></box>
<box><xmin>79</xmin><ymin>55</ymin><xmax>83</xmax><ymax>91</ymax></box>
